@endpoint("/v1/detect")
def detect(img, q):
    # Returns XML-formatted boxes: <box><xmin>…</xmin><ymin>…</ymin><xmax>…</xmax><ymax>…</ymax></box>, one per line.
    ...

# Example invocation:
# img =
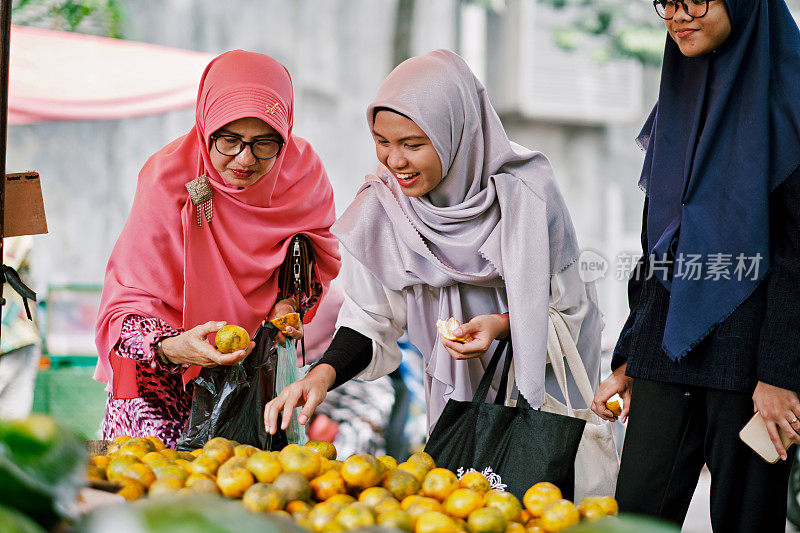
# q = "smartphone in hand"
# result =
<box><xmin>739</xmin><ymin>411</ymin><xmax>794</xmax><ymax>464</ymax></box>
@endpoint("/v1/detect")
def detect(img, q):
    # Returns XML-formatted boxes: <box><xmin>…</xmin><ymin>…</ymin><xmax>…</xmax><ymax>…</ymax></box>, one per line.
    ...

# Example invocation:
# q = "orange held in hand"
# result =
<box><xmin>437</xmin><ymin>317</ymin><xmax>468</xmax><ymax>343</ymax></box>
<box><xmin>215</xmin><ymin>325</ymin><xmax>250</xmax><ymax>354</ymax></box>
<box><xmin>606</xmin><ymin>400</ymin><xmax>622</xmax><ymax>417</ymax></box>
<box><xmin>271</xmin><ymin>312</ymin><xmax>301</xmax><ymax>331</ymax></box>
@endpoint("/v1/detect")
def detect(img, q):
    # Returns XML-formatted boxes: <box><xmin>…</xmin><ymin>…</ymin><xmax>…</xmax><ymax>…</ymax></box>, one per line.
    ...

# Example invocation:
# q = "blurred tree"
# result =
<box><xmin>11</xmin><ymin>0</ymin><xmax>124</xmax><ymax>38</ymax></box>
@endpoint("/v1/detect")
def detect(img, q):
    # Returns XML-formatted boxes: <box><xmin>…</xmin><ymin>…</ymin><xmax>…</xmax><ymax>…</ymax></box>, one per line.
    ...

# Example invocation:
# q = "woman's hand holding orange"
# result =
<box><xmin>267</xmin><ymin>297</ymin><xmax>303</xmax><ymax>346</ymax></box>
<box><xmin>440</xmin><ymin>313</ymin><xmax>510</xmax><ymax>360</ymax></box>
<box><xmin>160</xmin><ymin>321</ymin><xmax>254</xmax><ymax>367</ymax></box>
<box><xmin>591</xmin><ymin>363</ymin><xmax>633</xmax><ymax>423</ymax></box>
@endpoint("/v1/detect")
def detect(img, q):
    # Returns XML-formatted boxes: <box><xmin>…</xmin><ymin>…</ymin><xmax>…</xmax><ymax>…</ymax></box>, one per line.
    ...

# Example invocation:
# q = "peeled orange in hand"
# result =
<box><xmin>215</xmin><ymin>325</ymin><xmax>250</xmax><ymax>354</ymax></box>
<box><xmin>436</xmin><ymin>317</ymin><xmax>468</xmax><ymax>343</ymax></box>
<box><xmin>606</xmin><ymin>400</ymin><xmax>622</xmax><ymax>416</ymax></box>
<box><xmin>271</xmin><ymin>312</ymin><xmax>301</xmax><ymax>331</ymax></box>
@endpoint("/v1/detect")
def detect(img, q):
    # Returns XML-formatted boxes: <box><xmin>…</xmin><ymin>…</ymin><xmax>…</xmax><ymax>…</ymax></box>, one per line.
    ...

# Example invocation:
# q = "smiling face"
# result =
<box><xmin>208</xmin><ymin>117</ymin><xmax>282</xmax><ymax>187</ymax></box>
<box><xmin>666</xmin><ymin>0</ymin><xmax>732</xmax><ymax>57</ymax></box>
<box><xmin>372</xmin><ymin>110</ymin><xmax>443</xmax><ymax>198</ymax></box>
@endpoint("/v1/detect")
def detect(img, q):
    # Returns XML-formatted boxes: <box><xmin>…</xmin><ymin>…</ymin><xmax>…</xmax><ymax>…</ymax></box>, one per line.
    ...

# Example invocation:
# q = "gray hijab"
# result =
<box><xmin>332</xmin><ymin>49</ymin><xmax>588</xmax><ymax>426</ymax></box>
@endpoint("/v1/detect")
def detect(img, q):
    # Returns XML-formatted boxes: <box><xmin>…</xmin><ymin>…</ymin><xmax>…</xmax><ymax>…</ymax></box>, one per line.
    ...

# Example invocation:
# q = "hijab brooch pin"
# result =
<box><xmin>185</xmin><ymin>174</ymin><xmax>214</xmax><ymax>226</ymax></box>
<box><xmin>265</xmin><ymin>103</ymin><xmax>280</xmax><ymax>115</ymax></box>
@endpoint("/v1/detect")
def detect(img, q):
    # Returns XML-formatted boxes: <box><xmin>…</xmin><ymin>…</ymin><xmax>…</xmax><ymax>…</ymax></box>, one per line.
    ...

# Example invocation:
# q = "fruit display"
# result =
<box><xmin>85</xmin><ymin>436</ymin><xmax>626</xmax><ymax>532</ymax></box>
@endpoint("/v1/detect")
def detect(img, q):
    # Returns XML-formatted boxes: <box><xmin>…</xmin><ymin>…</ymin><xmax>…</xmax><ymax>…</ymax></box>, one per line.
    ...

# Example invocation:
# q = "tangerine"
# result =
<box><xmin>397</xmin><ymin>461</ymin><xmax>429</xmax><ymax>484</ymax></box>
<box><xmin>279</xmin><ymin>444</ymin><xmax>322</xmax><ymax>479</ymax></box>
<box><xmin>422</xmin><ymin>468</ymin><xmax>459</xmax><ymax>500</ymax></box>
<box><xmin>246</xmin><ymin>450</ymin><xmax>283</xmax><ymax>483</ymax></box>
<box><xmin>378</xmin><ymin>509</ymin><xmax>413</xmax><ymax>531</ymax></box>
<box><xmin>273</xmin><ymin>471</ymin><xmax>312</xmax><ymax>502</ymax></box>
<box><xmin>310</xmin><ymin>470</ymin><xmax>347</xmax><ymax>501</ymax></box>
<box><xmin>466</xmin><ymin>507</ymin><xmax>507</xmax><ymax>533</ymax></box>
<box><xmin>443</xmin><ymin>489</ymin><xmax>484</xmax><ymax>519</ymax></box>
<box><xmin>305</xmin><ymin>440</ymin><xmax>337</xmax><ymax>460</ymax></box>
<box><xmin>243</xmin><ymin>483</ymin><xmax>286</xmax><ymax>513</ymax></box>
<box><xmin>483</xmin><ymin>490</ymin><xmax>522</xmax><ymax>522</ymax></box>
<box><xmin>341</xmin><ymin>454</ymin><xmax>384</xmax><ymax>490</ymax></box>
<box><xmin>215</xmin><ymin>324</ymin><xmax>250</xmax><ymax>353</ymax></box>
<box><xmin>459</xmin><ymin>471</ymin><xmax>491</xmax><ymax>494</ymax></box>
<box><xmin>335</xmin><ymin>503</ymin><xmax>376</xmax><ymax>529</ymax></box>
<box><xmin>148</xmin><ymin>476</ymin><xmax>184</xmax><ymax>496</ymax></box>
<box><xmin>216</xmin><ymin>467</ymin><xmax>255</xmax><ymax>498</ymax></box>
<box><xmin>523</xmin><ymin>482</ymin><xmax>562</xmax><ymax>518</ymax></box>
<box><xmin>538</xmin><ymin>499</ymin><xmax>579</xmax><ymax>532</ymax></box>
<box><xmin>579</xmin><ymin>496</ymin><xmax>618</xmax><ymax>516</ymax></box>
<box><xmin>358</xmin><ymin>486</ymin><xmax>393</xmax><ymax>506</ymax></box>
<box><xmin>415</xmin><ymin>511</ymin><xmax>457</xmax><ymax>533</ymax></box>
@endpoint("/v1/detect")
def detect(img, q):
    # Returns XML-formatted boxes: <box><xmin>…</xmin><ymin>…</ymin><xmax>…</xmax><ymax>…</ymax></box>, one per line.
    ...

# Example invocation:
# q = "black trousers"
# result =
<box><xmin>616</xmin><ymin>378</ymin><xmax>793</xmax><ymax>532</ymax></box>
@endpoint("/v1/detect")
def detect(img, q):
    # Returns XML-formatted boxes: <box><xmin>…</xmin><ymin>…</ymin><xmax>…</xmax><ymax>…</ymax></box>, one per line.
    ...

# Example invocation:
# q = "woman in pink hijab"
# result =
<box><xmin>94</xmin><ymin>50</ymin><xmax>341</xmax><ymax>447</ymax></box>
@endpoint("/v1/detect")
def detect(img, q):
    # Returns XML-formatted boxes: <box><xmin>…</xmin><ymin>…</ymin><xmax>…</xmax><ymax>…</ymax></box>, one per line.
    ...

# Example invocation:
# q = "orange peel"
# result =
<box><xmin>606</xmin><ymin>400</ymin><xmax>622</xmax><ymax>417</ymax></box>
<box><xmin>271</xmin><ymin>312</ymin><xmax>301</xmax><ymax>331</ymax></box>
<box><xmin>436</xmin><ymin>317</ymin><xmax>468</xmax><ymax>344</ymax></box>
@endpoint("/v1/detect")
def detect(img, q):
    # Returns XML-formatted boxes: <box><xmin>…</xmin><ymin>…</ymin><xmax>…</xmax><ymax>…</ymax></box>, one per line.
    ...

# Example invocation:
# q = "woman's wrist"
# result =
<box><xmin>309</xmin><ymin>362</ymin><xmax>337</xmax><ymax>389</ymax></box>
<box><xmin>159</xmin><ymin>334</ymin><xmax>181</xmax><ymax>364</ymax></box>
<box><xmin>494</xmin><ymin>313</ymin><xmax>511</xmax><ymax>339</ymax></box>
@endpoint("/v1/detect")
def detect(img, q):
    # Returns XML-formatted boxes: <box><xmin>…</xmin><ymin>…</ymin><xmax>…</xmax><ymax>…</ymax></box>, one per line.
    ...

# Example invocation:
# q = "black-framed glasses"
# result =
<box><xmin>211</xmin><ymin>134</ymin><xmax>283</xmax><ymax>160</ymax></box>
<box><xmin>653</xmin><ymin>0</ymin><xmax>710</xmax><ymax>20</ymax></box>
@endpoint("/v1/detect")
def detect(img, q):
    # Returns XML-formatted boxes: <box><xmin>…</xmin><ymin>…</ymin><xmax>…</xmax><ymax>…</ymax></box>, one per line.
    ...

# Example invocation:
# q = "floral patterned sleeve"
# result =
<box><xmin>115</xmin><ymin>314</ymin><xmax>185</xmax><ymax>373</ymax></box>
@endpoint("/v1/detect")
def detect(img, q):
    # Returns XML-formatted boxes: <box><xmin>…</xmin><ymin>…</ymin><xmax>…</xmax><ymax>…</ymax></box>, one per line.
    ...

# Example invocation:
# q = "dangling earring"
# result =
<box><xmin>185</xmin><ymin>174</ymin><xmax>214</xmax><ymax>226</ymax></box>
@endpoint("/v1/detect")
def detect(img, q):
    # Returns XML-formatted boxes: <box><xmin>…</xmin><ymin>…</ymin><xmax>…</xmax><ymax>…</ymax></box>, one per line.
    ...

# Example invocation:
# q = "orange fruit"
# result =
<box><xmin>119</xmin><ymin>437</ymin><xmax>156</xmax><ymax>459</ymax></box>
<box><xmin>577</xmin><ymin>500</ymin><xmax>605</xmax><ymax>521</ymax></box>
<box><xmin>215</xmin><ymin>324</ymin><xmax>250</xmax><ymax>353</ymax></box>
<box><xmin>216</xmin><ymin>467</ymin><xmax>255</xmax><ymax>498</ymax></box>
<box><xmin>272</xmin><ymin>471</ymin><xmax>312</xmax><ymax>502</ymax></box>
<box><xmin>145</xmin><ymin>436</ymin><xmax>166</xmax><ymax>451</ymax></box>
<box><xmin>459</xmin><ymin>471</ymin><xmax>491</xmax><ymax>494</ymax></box>
<box><xmin>203</xmin><ymin>436</ymin><xmax>236</xmax><ymax>464</ymax></box>
<box><xmin>174</xmin><ymin>459</ymin><xmax>193</xmax><ymax>470</ymax></box>
<box><xmin>327</xmin><ymin>493</ymin><xmax>357</xmax><ymax>507</ymax></box>
<box><xmin>188</xmin><ymin>455</ymin><xmax>220</xmax><ymax>477</ymax></box>
<box><xmin>359</xmin><ymin>486</ymin><xmax>394</xmax><ymax>506</ymax></box>
<box><xmin>106</xmin><ymin>454</ymin><xmax>142</xmax><ymax>482</ymax></box>
<box><xmin>243</xmin><ymin>483</ymin><xmax>286</xmax><ymax>513</ymax></box>
<box><xmin>86</xmin><ymin>465</ymin><xmax>106</xmax><ymax>482</ymax></box>
<box><xmin>234</xmin><ymin>444</ymin><xmax>259</xmax><ymax>458</ymax></box>
<box><xmin>116</xmin><ymin>477</ymin><xmax>146</xmax><ymax>500</ymax></box>
<box><xmin>341</xmin><ymin>454</ymin><xmax>385</xmax><ymax>490</ymax></box>
<box><xmin>246</xmin><ymin>450</ymin><xmax>283</xmax><ymax>483</ymax></box>
<box><xmin>159</xmin><ymin>449</ymin><xmax>180</xmax><ymax>461</ymax></box>
<box><xmin>538</xmin><ymin>499</ymin><xmax>579</xmax><ymax>532</ymax></box>
<box><xmin>422</xmin><ymin>468</ymin><xmax>459</xmax><ymax>500</ymax></box>
<box><xmin>271</xmin><ymin>312</ymin><xmax>301</xmax><ymax>332</ymax></box>
<box><xmin>279</xmin><ymin>444</ymin><xmax>322</xmax><ymax>479</ymax></box>
<box><xmin>186</xmin><ymin>477</ymin><xmax>219</xmax><ymax>495</ymax></box>
<box><xmin>407</xmin><ymin>452</ymin><xmax>436</xmax><ymax>470</ymax></box>
<box><xmin>378</xmin><ymin>509</ymin><xmax>413</xmax><ymax>531</ymax></box>
<box><xmin>286</xmin><ymin>500</ymin><xmax>313</xmax><ymax>517</ymax></box>
<box><xmin>401</xmin><ymin>495</ymin><xmax>429</xmax><ymax>511</ymax></box>
<box><xmin>606</xmin><ymin>400</ymin><xmax>622</xmax><ymax>417</ymax></box>
<box><xmin>335</xmin><ymin>503</ymin><xmax>376</xmax><ymax>529</ymax></box>
<box><xmin>377</xmin><ymin>455</ymin><xmax>398</xmax><ymax>471</ymax></box>
<box><xmin>141</xmin><ymin>451</ymin><xmax>164</xmax><ymax>465</ymax></box>
<box><xmin>443</xmin><ymin>489</ymin><xmax>484</xmax><ymax>519</ymax></box>
<box><xmin>373</xmin><ymin>497</ymin><xmax>402</xmax><ymax>515</ymax></box>
<box><xmin>190</xmin><ymin>448</ymin><xmax>204</xmax><ymax>457</ymax></box>
<box><xmin>579</xmin><ymin>496</ymin><xmax>618</xmax><ymax>516</ymax></box>
<box><xmin>523</xmin><ymin>482</ymin><xmax>562</xmax><ymax>518</ymax></box>
<box><xmin>505</xmin><ymin>522</ymin><xmax>527</xmax><ymax>533</ymax></box>
<box><xmin>309</xmin><ymin>502</ymin><xmax>342</xmax><ymax>531</ymax></box>
<box><xmin>122</xmin><ymin>463</ymin><xmax>156</xmax><ymax>488</ymax></box>
<box><xmin>219</xmin><ymin>456</ymin><xmax>248</xmax><ymax>476</ymax></box>
<box><xmin>148</xmin><ymin>476</ymin><xmax>185</xmax><ymax>496</ymax></box>
<box><xmin>305</xmin><ymin>440</ymin><xmax>337</xmax><ymax>460</ymax></box>
<box><xmin>406</xmin><ymin>500</ymin><xmax>445</xmax><ymax>528</ymax></box>
<box><xmin>483</xmin><ymin>490</ymin><xmax>522</xmax><ymax>522</ymax></box>
<box><xmin>397</xmin><ymin>461</ymin><xmax>429</xmax><ymax>485</ymax></box>
<box><xmin>466</xmin><ymin>507</ymin><xmax>507</xmax><ymax>533</ymax></box>
<box><xmin>310</xmin><ymin>470</ymin><xmax>347</xmax><ymax>501</ymax></box>
<box><xmin>156</xmin><ymin>464</ymin><xmax>189</xmax><ymax>483</ymax></box>
<box><xmin>437</xmin><ymin>317</ymin><xmax>468</xmax><ymax>343</ymax></box>
<box><xmin>91</xmin><ymin>454</ymin><xmax>111</xmax><ymax>469</ymax></box>
<box><xmin>415</xmin><ymin>511</ymin><xmax>457</xmax><ymax>533</ymax></box>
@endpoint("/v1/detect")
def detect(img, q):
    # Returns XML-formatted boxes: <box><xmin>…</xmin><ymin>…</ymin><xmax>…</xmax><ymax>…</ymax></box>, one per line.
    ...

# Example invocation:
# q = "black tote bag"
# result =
<box><xmin>177</xmin><ymin>323</ymin><xmax>288</xmax><ymax>451</ymax></box>
<box><xmin>424</xmin><ymin>339</ymin><xmax>586</xmax><ymax>500</ymax></box>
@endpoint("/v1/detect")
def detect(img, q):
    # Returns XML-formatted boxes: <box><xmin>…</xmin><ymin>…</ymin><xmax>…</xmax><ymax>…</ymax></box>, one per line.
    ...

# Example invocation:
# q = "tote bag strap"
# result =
<box><xmin>547</xmin><ymin>308</ymin><xmax>595</xmax><ymax>409</ymax></box>
<box><xmin>472</xmin><ymin>338</ymin><xmax>510</xmax><ymax>404</ymax></box>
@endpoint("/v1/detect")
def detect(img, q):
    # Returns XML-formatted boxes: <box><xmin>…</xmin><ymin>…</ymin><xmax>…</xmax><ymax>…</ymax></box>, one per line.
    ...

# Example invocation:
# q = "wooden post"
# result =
<box><xmin>0</xmin><ymin>0</ymin><xmax>10</xmax><ymax>346</ymax></box>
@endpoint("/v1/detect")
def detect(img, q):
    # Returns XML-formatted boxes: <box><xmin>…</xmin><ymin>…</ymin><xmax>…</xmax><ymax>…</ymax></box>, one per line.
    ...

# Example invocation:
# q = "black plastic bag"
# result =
<box><xmin>177</xmin><ymin>323</ymin><xmax>288</xmax><ymax>451</ymax></box>
<box><xmin>424</xmin><ymin>339</ymin><xmax>586</xmax><ymax>500</ymax></box>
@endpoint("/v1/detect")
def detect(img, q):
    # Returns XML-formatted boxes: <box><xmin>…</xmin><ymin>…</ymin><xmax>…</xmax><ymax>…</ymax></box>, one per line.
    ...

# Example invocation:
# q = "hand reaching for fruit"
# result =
<box><xmin>438</xmin><ymin>314</ymin><xmax>511</xmax><ymax>360</ymax></box>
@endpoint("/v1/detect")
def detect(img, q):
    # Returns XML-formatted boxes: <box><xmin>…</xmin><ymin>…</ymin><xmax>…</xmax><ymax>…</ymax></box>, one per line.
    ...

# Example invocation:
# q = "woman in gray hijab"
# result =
<box><xmin>265</xmin><ymin>49</ymin><xmax>602</xmax><ymax>437</ymax></box>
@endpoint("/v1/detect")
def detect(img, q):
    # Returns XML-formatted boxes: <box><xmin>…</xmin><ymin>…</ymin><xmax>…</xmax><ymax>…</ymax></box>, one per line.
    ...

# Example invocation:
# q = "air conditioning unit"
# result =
<box><xmin>484</xmin><ymin>0</ymin><xmax>643</xmax><ymax>124</ymax></box>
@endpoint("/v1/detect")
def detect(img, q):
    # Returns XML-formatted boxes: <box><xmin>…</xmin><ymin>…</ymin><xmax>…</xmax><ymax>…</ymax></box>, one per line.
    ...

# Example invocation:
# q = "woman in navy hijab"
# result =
<box><xmin>591</xmin><ymin>0</ymin><xmax>800</xmax><ymax>529</ymax></box>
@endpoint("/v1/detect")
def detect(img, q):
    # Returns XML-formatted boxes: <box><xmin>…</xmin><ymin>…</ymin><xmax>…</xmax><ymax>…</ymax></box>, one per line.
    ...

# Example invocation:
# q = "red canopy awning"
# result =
<box><xmin>8</xmin><ymin>25</ymin><xmax>213</xmax><ymax>124</ymax></box>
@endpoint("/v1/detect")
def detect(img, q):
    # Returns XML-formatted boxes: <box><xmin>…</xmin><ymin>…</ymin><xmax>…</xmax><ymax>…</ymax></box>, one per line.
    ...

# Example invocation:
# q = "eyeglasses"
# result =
<box><xmin>653</xmin><ymin>0</ymin><xmax>710</xmax><ymax>20</ymax></box>
<box><xmin>210</xmin><ymin>134</ymin><xmax>283</xmax><ymax>160</ymax></box>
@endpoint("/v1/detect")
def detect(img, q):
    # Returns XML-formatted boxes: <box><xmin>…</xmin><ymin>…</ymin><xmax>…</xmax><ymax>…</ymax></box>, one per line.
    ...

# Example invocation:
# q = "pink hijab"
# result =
<box><xmin>95</xmin><ymin>50</ymin><xmax>341</xmax><ymax>398</ymax></box>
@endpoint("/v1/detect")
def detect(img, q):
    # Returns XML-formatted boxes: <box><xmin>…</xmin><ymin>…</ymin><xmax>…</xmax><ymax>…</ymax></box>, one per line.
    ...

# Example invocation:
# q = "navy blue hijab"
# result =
<box><xmin>638</xmin><ymin>0</ymin><xmax>800</xmax><ymax>361</ymax></box>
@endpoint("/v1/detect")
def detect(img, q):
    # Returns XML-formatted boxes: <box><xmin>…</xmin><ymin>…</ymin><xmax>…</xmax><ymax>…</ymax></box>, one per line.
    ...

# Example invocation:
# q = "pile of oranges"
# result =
<box><xmin>87</xmin><ymin>436</ymin><xmax>618</xmax><ymax>532</ymax></box>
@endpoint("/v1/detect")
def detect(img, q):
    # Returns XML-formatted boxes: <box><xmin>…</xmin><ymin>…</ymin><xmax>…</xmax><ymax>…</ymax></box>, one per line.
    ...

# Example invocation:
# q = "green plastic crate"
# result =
<box><xmin>32</xmin><ymin>364</ymin><xmax>107</xmax><ymax>440</ymax></box>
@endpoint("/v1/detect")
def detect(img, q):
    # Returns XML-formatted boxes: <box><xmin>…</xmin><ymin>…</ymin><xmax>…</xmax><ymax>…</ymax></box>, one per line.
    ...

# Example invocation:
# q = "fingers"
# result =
<box><xmin>590</xmin><ymin>378</ymin><xmax>622</xmax><ymax>422</ymax></box>
<box><xmin>298</xmin><ymin>386</ymin><xmax>326</xmax><ymax>426</ymax></box>
<box><xmin>766</xmin><ymin>420</ymin><xmax>788</xmax><ymax>461</ymax></box>
<box><xmin>281</xmin><ymin>386</ymin><xmax>304</xmax><ymax>430</ymax></box>
<box><xmin>779</xmin><ymin>416</ymin><xmax>800</xmax><ymax>446</ymax></box>
<box><xmin>196</xmin><ymin>320</ymin><xmax>226</xmax><ymax>338</ymax></box>
<box><xmin>441</xmin><ymin>337</ymin><xmax>486</xmax><ymax>359</ymax></box>
<box><xmin>275</xmin><ymin>332</ymin><xmax>287</xmax><ymax>347</ymax></box>
<box><xmin>620</xmin><ymin>388</ymin><xmax>632</xmax><ymax>423</ymax></box>
<box><xmin>264</xmin><ymin>395</ymin><xmax>285</xmax><ymax>435</ymax></box>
